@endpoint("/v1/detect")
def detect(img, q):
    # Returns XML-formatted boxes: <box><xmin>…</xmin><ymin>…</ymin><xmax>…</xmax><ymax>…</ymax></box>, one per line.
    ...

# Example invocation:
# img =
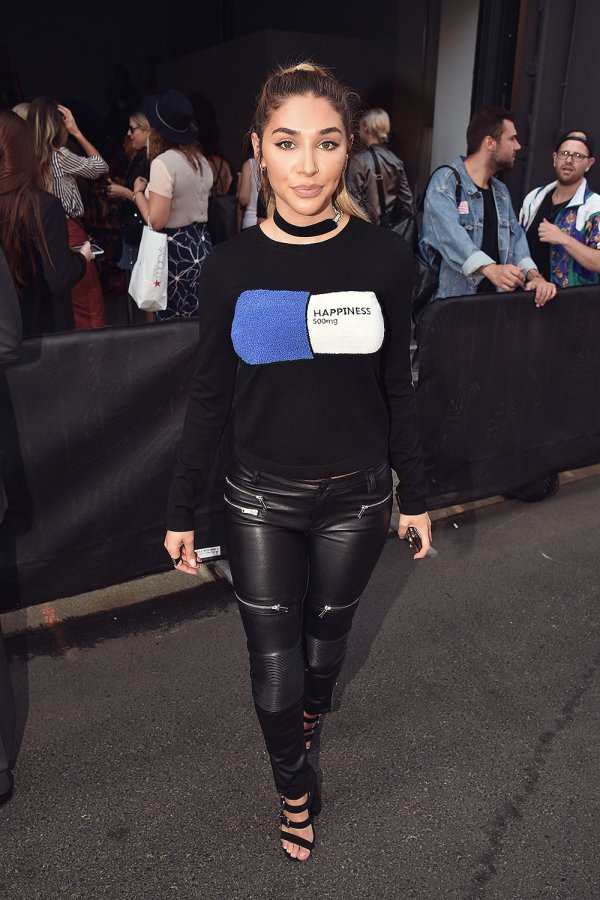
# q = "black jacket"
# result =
<box><xmin>347</xmin><ymin>144</ymin><xmax>414</xmax><ymax>224</ymax></box>
<box><xmin>18</xmin><ymin>190</ymin><xmax>86</xmax><ymax>337</ymax></box>
<box><xmin>119</xmin><ymin>149</ymin><xmax>150</xmax><ymax>245</ymax></box>
<box><xmin>0</xmin><ymin>248</ymin><xmax>22</xmax><ymax>524</ymax></box>
<box><xmin>0</xmin><ymin>248</ymin><xmax>22</xmax><ymax>364</ymax></box>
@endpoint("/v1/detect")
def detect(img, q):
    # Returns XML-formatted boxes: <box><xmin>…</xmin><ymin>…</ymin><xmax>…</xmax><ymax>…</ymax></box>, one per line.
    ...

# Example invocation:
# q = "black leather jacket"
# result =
<box><xmin>347</xmin><ymin>144</ymin><xmax>414</xmax><ymax>224</ymax></box>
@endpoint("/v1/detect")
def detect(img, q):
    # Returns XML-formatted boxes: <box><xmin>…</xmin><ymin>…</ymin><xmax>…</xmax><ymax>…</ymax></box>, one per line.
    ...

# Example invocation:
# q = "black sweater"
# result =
<box><xmin>167</xmin><ymin>216</ymin><xmax>428</xmax><ymax>531</ymax></box>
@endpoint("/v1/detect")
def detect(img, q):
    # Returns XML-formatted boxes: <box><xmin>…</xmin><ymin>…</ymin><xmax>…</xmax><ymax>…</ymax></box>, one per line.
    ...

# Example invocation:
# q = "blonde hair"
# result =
<box><xmin>12</xmin><ymin>102</ymin><xmax>30</xmax><ymax>120</ymax></box>
<box><xmin>27</xmin><ymin>97</ymin><xmax>68</xmax><ymax>191</ymax></box>
<box><xmin>252</xmin><ymin>60</ymin><xmax>369</xmax><ymax>222</ymax></box>
<box><xmin>360</xmin><ymin>108</ymin><xmax>390</xmax><ymax>143</ymax></box>
<box><xmin>129</xmin><ymin>108</ymin><xmax>150</xmax><ymax>131</ymax></box>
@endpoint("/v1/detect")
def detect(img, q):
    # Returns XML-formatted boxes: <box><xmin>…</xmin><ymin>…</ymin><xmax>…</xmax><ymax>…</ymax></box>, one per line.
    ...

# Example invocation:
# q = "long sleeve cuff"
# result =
<box><xmin>518</xmin><ymin>256</ymin><xmax>538</xmax><ymax>274</ymax></box>
<box><xmin>462</xmin><ymin>250</ymin><xmax>495</xmax><ymax>278</ymax></box>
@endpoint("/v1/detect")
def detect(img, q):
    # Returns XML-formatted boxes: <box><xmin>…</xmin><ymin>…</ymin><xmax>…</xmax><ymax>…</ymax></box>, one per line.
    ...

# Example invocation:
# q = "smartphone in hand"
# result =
<box><xmin>405</xmin><ymin>526</ymin><xmax>422</xmax><ymax>553</ymax></box>
<box><xmin>71</xmin><ymin>242</ymin><xmax>104</xmax><ymax>259</ymax></box>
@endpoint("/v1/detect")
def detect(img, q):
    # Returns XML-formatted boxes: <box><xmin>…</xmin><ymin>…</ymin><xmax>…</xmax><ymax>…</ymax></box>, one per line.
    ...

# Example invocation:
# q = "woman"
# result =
<box><xmin>132</xmin><ymin>89</ymin><xmax>213</xmax><ymax>321</ymax></box>
<box><xmin>27</xmin><ymin>97</ymin><xmax>108</xmax><ymax>329</ymax></box>
<box><xmin>237</xmin><ymin>147</ymin><xmax>265</xmax><ymax>231</ymax></box>
<box><xmin>208</xmin><ymin>150</ymin><xmax>233</xmax><ymax>196</ymax></box>
<box><xmin>106</xmin><ymin>109</ymin><xmax>150</xmax><ymax>272</ymax></box>
<box><xmin>347</xmin><ymin>107</ymin><xmax>414</xmax><ymax>226</ymax></box>
<box><xmin>164</xmin><ymin>63</ymin><xmax>431</xmax><ymax>861</ymax></box>
<box><xmin>0</xmin><ymin>110</ymin><xmax>91</xmax><ymax>336</ymax></box>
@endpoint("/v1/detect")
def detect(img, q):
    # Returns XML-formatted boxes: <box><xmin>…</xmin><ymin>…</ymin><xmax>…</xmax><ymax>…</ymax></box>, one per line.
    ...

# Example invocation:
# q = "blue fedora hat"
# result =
<box><xmin>143</xmin><ymin>89</ymin><xmax>198</xmax><ymax>144</ymax></box>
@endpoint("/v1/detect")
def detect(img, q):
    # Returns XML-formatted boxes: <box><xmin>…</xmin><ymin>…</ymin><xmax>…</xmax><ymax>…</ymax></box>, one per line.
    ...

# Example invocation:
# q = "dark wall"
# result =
<box><xmin>388</xmin><ymin>0</ymin><xmax>441</xmax><ymax>198</ymax></box>
<box><xmin>165</xmin><ymin>1</ymin><xmax>402</xmax><ymax>56</ymax></box>
<box><xmin>507</xmin><ymin>0</ymin><xmax>600</xmax><ymax>203</ymax></box>
<box><xmin>2</xmin><ymin>6</ymin><xmax>166</xmax><ymax>120</ymax></box>
<box><xmin>3</xmin><ymin>2</ymin><xmax>436</xmax><ymax>193</ymax></box>
<box><xmin>471</xmin><ymin>0</ymin><xmax>521</xmax><ymax>111</ymax></box>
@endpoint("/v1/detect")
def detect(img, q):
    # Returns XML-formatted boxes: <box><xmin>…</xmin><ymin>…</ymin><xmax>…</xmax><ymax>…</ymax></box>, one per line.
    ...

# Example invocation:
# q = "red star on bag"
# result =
<box><xmin>154</xmin><ymin>280</ymin><xmax>161</xmax><ymax>287</ymax></box>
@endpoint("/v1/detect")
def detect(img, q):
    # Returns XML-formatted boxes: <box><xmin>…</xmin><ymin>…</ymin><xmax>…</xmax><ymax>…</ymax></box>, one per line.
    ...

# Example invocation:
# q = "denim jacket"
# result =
<box><xmin>419</xmin><ymin>156</ymin><xmax>537</xmax><ymax>299</ymax></box>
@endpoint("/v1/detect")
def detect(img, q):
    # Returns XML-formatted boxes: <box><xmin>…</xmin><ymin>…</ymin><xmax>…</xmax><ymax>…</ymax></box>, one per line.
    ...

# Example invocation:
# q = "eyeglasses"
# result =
<box><xmin>556</xmin><ymin>150</ymin><xmax>589</xmax><ymax>162</ymax></box>
<box><xmin>127</xmin><ymin>125</ymin><xmax>144</xmax><ymax>134</ymax></box>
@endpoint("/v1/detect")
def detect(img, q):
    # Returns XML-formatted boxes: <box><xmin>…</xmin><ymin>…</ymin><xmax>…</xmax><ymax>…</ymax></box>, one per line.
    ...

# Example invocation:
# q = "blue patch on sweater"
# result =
<box><xmin>232</xmin><ymin>289</ymin><xmax>313</xmax><ymax>364</ymax></box>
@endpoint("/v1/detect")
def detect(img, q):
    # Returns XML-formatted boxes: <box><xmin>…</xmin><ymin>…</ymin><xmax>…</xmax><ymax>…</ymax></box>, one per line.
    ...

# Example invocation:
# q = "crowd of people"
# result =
<box><xmin>0</xmin><ymin>68</ymin><xmax>598</xmax><ymax>342</ymax></box>
<box><xmin>1</xmin><ymin>60</ymin><xmax>599</xmax><ymax>860</ymax></box>
<box><xmin>0</xmin><ymin>85</ymin><xmax>247</xmax><ymax>335</ymax></box>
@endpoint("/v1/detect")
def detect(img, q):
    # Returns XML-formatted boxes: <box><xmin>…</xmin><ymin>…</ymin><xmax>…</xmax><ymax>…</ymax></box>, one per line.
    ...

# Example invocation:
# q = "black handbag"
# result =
<box><xmin>411</xmin><ymin>166</ymin><xmax>462</xmax><ymax>323</ymax></box>
<box><xmin>368</xmin><ymin>147</ymin><xmax>417</xmax><ymax>252</ymax></box>
<box><xmin>207</xmin><ymin>194</ymin><xmax>237</xmax><ymax>245</ymax></box>
<box><xmin>412</xmin><ymin>254</ymin><xmax>442</xmax><ymax>323</ymax></box>
<box><xmin>207</xmin><ymin>159</ymin><xmax>238</xmax><ymax>245</ymax></box>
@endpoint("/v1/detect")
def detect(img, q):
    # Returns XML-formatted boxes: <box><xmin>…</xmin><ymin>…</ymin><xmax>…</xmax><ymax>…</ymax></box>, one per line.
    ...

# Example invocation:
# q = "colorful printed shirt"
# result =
<box><xmin>520</xmin><ymin>179</ymin><xmax>600</xmax><ymax>287</ymax></box>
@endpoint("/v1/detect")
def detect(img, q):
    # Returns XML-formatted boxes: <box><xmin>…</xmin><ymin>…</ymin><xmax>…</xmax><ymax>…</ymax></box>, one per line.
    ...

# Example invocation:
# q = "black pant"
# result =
<box><xmin>225</xmin><ymin>457</ymin><xmax>393</xmax><ymax>798</ymax></box>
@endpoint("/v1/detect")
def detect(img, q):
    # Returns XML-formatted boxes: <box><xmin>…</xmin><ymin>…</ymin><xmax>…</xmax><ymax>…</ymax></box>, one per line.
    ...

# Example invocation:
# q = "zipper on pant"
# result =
<box><xmin>235</xmin><ymin>592</ymin><xmax>288</xmax><ymax>613</ymax></box>
<box><xmin>225</xmin><ymin>476</ymin><xmax>267</xmax><ymax>509</ymax></box>
<box><xmin>317</xmin><ymin>597</ymin><xmax>360</xmax><ymax>618</ymax></box>
<box><xmin>224</xmin><ymin>496</ymin><xmax>260</xmax><ymax>517</ymax></box>
<box><xmin>357</xmin><ymin>490</ymin><xmax>393</xmax><ymax>518</ymax></box>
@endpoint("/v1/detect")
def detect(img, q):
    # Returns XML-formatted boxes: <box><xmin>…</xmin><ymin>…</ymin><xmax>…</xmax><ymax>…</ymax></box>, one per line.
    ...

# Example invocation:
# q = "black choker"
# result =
<box><xmin>273</xmin><ymin>207</ymin><xmax>342</xmax><ymax>237</ymax></box>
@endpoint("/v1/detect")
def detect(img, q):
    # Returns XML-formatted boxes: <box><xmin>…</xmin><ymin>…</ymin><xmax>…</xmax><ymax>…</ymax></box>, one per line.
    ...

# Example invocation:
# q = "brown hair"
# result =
<box><xmin>27</xmin><ymin>96</ymin><xmax>68</xmax><ymax>191</ymax></box>
<box><xmin>251</xmin><ymin>60</ymin><xmax>369</xmax><ymax>221</ymax></box>
<box><xmin>148</xmin><ymin>127</ymin><xmax>205</xmax><ymax>174</ymax></box>
<box><xmin>0</xmin><ymin>110</ymin><xmax>49</xmax><ymax>286</ymax></box>
<box><xmin>466</xmin><ymin>107</ymin><xmax>515</xmax><ymax>156</ymax></box>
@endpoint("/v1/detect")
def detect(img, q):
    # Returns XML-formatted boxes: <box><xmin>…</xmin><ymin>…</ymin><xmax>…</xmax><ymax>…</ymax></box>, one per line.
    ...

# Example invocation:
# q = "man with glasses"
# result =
<box><xmin>520</xmin><ymin>131</ymin><xmax>600</xmax><ymax>286</ymax></box>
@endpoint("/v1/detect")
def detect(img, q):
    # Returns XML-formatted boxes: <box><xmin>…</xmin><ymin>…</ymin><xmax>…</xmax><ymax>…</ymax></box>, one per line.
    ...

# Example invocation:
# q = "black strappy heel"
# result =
<box><xmin>303</xmin><ymin>713</ymin><xmax>321</xmax><ymax>751</ymax></box>
<box><xmin>279</xmin><ymin>769</ymin><xmax>322</xmax><ymax>861</ymax></box>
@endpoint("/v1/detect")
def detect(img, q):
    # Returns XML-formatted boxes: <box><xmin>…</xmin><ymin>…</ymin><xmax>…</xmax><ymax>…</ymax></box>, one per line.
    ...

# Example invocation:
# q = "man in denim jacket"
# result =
<box><xmin>420</xmin><ymin>107</ymin><xmax>556</xmax><ymax>306</ymax></box>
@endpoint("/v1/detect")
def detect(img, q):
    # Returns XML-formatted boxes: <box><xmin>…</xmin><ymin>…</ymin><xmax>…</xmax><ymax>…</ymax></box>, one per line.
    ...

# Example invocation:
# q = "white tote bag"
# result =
<box><xmin>128</xmin><ymin>223</ymin><xmax>168</xmax><ymax>311</ymax></box>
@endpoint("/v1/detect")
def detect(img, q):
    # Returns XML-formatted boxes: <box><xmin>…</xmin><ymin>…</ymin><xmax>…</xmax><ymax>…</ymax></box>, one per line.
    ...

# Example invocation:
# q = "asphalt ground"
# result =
<box><xmin>2</xmin><ymin>474</ymin><xmax>599</xmax><ymax>900</ymax></box>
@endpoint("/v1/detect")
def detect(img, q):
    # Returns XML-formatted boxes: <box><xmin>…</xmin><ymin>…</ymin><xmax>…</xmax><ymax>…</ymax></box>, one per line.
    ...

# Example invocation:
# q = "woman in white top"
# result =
<box><xmin>132</xmin><ymin>90</ymin><xmax>213</xmax><ymax>320</ymax></box>
<box><xmin>237</xmin><ymin>155</ymin><xmax>261</xmax><ymax>230</ymax></box>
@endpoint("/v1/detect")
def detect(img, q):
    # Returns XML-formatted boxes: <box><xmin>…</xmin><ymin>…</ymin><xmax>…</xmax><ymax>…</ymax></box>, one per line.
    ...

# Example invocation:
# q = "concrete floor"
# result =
<box><xmin>2</xmin><ymin>472</ymin><xmax>599</xmax><ymax>899</ymax></box>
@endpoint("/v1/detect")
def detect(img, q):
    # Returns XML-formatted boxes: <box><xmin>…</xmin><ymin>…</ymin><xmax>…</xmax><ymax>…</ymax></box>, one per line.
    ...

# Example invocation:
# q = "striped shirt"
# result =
<box><xmin>51</xmin><ymin>147</ymin><xmax>109</xmax><ymax>218</ymax></box>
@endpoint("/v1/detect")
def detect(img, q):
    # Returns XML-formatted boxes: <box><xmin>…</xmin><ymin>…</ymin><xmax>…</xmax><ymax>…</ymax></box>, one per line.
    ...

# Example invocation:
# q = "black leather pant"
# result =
<box><xmin>225</xmin><ymin>456</ymin><xmax>393</xmax><ymax>798</ymax></box>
